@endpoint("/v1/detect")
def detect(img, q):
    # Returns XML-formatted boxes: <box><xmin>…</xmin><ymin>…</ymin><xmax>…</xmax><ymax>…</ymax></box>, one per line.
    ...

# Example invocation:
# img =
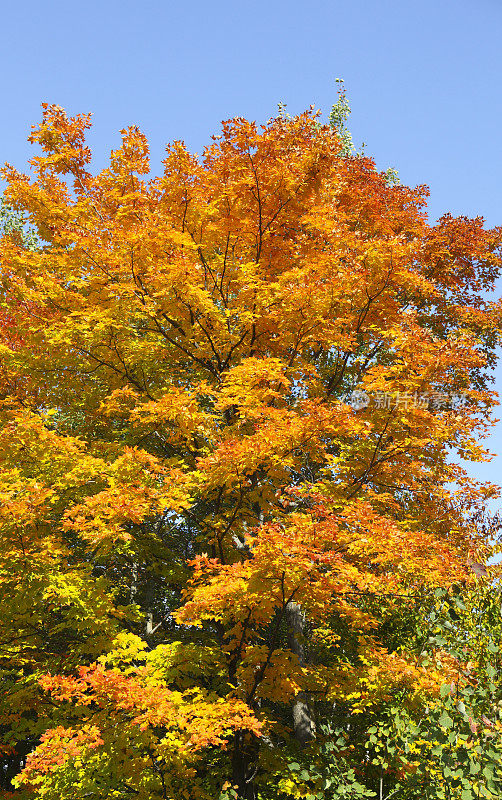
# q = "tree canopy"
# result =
<box><xmin>0</xmin><ymin>104</ymin><xmax>501</xmax><ymax>800</ymax></box>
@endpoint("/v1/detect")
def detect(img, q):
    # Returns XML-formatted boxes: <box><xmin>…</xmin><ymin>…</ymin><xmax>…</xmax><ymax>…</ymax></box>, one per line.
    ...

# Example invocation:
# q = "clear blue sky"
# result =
<box><xmin>1</xmin><ymin>0</ymin><xmax>501</xmax><ymax>494</ymax></box>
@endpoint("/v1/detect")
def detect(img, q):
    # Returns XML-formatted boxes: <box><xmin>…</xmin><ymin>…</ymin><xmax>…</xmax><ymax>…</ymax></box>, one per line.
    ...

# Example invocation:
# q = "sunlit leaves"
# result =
<box><xmin>0</xmin><ymin>103</ymin><xmax>501</xmax><ymax>798</ymax></box>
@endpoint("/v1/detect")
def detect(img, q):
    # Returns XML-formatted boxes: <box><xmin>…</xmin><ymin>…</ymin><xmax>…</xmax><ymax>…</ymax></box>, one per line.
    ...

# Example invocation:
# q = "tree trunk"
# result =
<box><xmin>285</xmin><ymin>601</ymin><xmax>315</xmax><ymax>744</ymax></box>
<box><xmin>231</xmin><ymin>732</ymin><xmax>258</xmax><ymax>799</ymax></box>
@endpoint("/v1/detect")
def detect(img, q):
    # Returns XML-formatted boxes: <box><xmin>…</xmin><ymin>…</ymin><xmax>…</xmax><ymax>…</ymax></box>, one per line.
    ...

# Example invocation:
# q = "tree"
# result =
<box><xmin>0</xmin><ymin>104</ymin><xmax>501</xmax><ymax>799</ymax></box>
<box><xmin>387</xmin><ymin>575</ymin><xmax>502</xmax><ymax>800</ymax></box>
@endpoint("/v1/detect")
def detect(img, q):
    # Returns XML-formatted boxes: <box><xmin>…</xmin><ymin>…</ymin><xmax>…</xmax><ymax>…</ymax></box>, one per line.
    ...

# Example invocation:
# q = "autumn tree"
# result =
<box><xmin>0</xmin><ymin>104</ymin><xmax>501</xmax><ymax>799</ymax></box>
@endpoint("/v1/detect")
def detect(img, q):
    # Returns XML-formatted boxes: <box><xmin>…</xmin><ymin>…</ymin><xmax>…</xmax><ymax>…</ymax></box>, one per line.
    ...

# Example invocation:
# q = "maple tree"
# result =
<box><xmin>0</xmin><ymin>102</ymin><xmax>501</xmax><ymax>799</ymax></box>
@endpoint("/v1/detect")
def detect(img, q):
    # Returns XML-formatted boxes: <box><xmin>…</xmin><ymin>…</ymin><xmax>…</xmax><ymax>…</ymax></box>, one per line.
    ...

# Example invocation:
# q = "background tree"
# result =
<box><xmin>0</xmin><ymin>104</ymin><xmax>501</xmax><ymax>799</ymax></box>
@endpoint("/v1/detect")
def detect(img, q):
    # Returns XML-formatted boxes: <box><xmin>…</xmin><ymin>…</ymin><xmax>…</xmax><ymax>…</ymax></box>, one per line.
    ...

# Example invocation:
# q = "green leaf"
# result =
<box><xmin>439</xmin><ymin>711</ymin><xmax>453</xmax><ymax>728</ymax></box>
<box><xmin>486</xmin><ymin>664</ymin><xmax>497</xmax><ymax>680</ymax></box>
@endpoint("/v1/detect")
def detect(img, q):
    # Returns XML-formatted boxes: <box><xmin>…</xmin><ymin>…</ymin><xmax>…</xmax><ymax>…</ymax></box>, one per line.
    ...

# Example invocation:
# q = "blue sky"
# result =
<box><xmin>1</xmin><ymin>0</ymin><xmax>501</xmax><ymax>493</ymax></box>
